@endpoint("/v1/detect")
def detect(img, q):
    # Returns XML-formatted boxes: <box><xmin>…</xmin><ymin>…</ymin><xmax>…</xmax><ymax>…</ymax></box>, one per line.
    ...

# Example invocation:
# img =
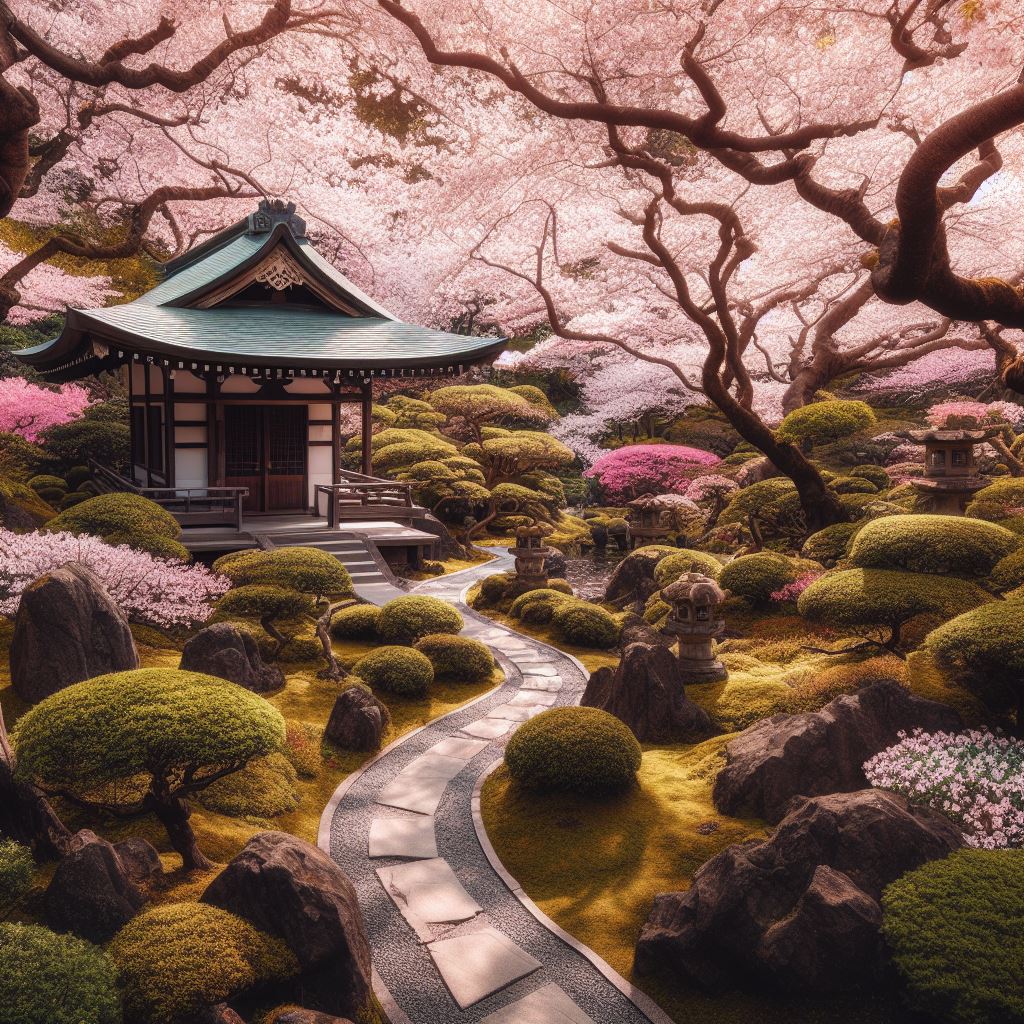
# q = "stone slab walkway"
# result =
<box><xmin>319</xmin><ymin>548</ymin><xmax>672</xmax><ymax>1024</ymax></box>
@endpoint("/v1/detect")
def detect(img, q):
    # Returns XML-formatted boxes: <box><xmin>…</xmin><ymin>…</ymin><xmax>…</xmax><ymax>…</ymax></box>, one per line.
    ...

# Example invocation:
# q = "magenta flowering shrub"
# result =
<box><xmin>864</xmin><ymin>729</ymin><xmax>1024</xmax><ymax>849</ymax></box>
<box><xmin>0</xmin><ymin>529</ymin><xmax>228</xmax><ymax>627</ymax></box>
<box><xmin>770</xmin><ymin>571</ymin><xmax>823</xmax><ymax>603</ymax></box>
<box><xmin>584</xmin><ymin>445</ymin><xmax>720</xmax><ymax>502</ymax></box>
<box><xmin>0</xmin><ymin>379</ymin><xmax>92</xmax><ymax>441</ymax></box>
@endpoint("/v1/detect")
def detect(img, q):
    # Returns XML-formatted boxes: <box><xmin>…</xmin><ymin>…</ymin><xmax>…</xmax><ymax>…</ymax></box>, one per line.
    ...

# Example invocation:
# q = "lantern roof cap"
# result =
<box><xmin>662</xmin><ymin>570</ymin><xmax>727</xmax><ymax>605</ymax></box>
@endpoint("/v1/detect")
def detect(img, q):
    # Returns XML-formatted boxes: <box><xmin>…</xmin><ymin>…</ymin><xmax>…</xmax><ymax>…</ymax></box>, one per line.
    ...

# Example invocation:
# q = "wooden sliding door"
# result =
<box><xmin>223</xmin><ymin>405</ymin><xmax>307</xmax><ymax>512</ymax></box>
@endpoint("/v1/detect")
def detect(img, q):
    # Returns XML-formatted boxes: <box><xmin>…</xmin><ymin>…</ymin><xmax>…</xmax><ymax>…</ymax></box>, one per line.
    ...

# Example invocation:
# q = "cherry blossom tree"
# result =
<box><xmin>0</xmin><ymin>378</ymin><xmax>91</xmax><ymax>440</ymax></box>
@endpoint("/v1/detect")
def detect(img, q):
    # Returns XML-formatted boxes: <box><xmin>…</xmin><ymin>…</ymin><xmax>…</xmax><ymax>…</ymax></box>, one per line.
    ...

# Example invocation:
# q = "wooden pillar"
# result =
<box><xmin>360</xmin><ymin>379</ymin><xmax>373</xmax><ymax>476</ymax></box>
<box><xmin>331</xmin><ymin>396</ymin><xmax>341</xmax><ymax>487</ymax></box>
<box><xmin>163</xmin><ymin>366</ymin><xmax>175</xmax><ymax>490</ymax></box>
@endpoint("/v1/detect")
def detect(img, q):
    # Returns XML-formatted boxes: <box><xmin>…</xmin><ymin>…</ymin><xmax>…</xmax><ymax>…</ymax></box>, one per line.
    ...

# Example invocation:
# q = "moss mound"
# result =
<box><xmin>376</xmin><ymin>595</ymin><xmax>463</xmax><ymax>645</ymax></box>
<box><xmin>413</xmin><ymin>633</ymin><xmax>494</xmax><ymax>682</ymax></box>
<box><xmin>329</xmin><ymin>603</ymin><xmax>381</xmax><ymax>640</ymax></box>
<box><xmin>652</xmin><ymin>549</ymin><xmax>722</xmax><ymax>587</ymax></box>
<box><xmin>353</xmin><ymin>645</ymin><xmax>435</xmax><ymax>697</ymax></box>
<box><xmin>550</xmin><ymin>601</ymin><xmax>620</xmax><ymax>648</ymax></box>
<box><xmin>45</xmin><ymin>492</ymin><xmax>187</xmax><ymax>559</ymax></box>
<box><xmin>508</xmin><ymin>587</ymin><xmax>575</xmax><ymax>624</ymax></box>
<box><xmin>719</xmin><ymin>553</ymin><xmax>797</xmax><ymax>606</ymax></box>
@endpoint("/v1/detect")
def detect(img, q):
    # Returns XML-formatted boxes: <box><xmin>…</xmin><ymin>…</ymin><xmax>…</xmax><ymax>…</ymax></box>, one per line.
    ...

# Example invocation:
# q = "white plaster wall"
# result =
<box><xmin>287</xmin><ymin>378</ymin><xmax>331</xmax><ymax>395</ymax></box>
<box><xmin>221</xmin><ymin>375</ymin><xmax>261</xmax><ymax>394</ymax></box>
<box><xmin>172</xmin><ymin>370</ymin><xmax>206</xmax><ymax>394</ymax></box>
<box><xmin>175</xmin><ymin>402</ymin><xmax>207</xmax><ymax>421</ymax></box>
<box><xmin>174</xmin><ymin>426</ymin><xmax>206</xmax><ymax>444</ymax></box>
<box><xmin>130</xmin><ymin>363</ymin><xmax>145</xmax><ymax>391</ymax></box>
<box><xmin>175</xmin><ymin>449</ymin><xmax>207</xmax><ymax>489</ymax></box>
<box><xmin>308</xmin><ymin>445</ymin><xmax>332</xmax><ymax>508</ymax></box>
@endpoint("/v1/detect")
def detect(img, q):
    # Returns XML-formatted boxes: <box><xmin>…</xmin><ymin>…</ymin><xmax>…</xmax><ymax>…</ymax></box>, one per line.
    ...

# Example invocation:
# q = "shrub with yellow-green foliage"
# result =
<box><xmin>719</xmin><ymin>553</ymin><xmax>798</xmax><ymax>606</ymax></box>
<box><xmin>0</xmin><ymin>922</ymin><xmax>121</xmax><ymax>1024</ymax></box>
<box><xmin>413</xmin><ymin>633</ymin><xmax>494</xmax><ymax>682</ymax></box>
<box><xmin>719</xmin><ymin>478</ymin><xmax>803</xmax><ymax>539</ymax></box>
<box><xmin>882</xmin><ymin>849</ymin><xmax>1024</xmax><ymax>1024</ymax></box>
<box><xmin>46</xmin><ymin>492</ymin><xmax>189</xmax><ymax>560</ymax></box>
<box><xmin>775</xmin><ymin>399</ymin><xmax>876</xmax><ymax>449</ymax></box>
<box><xmin>505</xmin><ymin>706</ymin><xmax>641</xmax><ymax>795</ymax></box>
<box><xmin>784</xmin><ymin>655</ymin><xmax>908</xmax><ymax>714</ymax></box>
<box><xmin>353</xmin><ymin>646</ymin><xmax>435</xmax><ymax>697</ymax></box>
<box><xmin>798</xmin><ymin>569</ymin><xmax>992</xmax><ymax>651</ymax></box>
<box><xmin>376</xmin><ymin>595</ymin><xmax>463</xmax><ymax>645</ymax></box>
<box><xmin>923</xmin><ymin>599</ymin><xmax>1024</xmax><ymax>732</ymax></box>
<box><xmin>991</xmin><ymin>547</ymin><xmax>1024</xmax><ymax>592</ymax></box>
<box><xmin>831</xmin><ymin>475</ymin><xmax>878</xmax><ymax>494</ymax></box>
<box><xmin>652</xmin><ymin>549</ymin><xmax>722</xmax><ymax>587</ymax></box>
<box><xmin>550</xmin><ymin>601</ymin><xmax>620</xmax><ymax>648</ymax></box>
<box><xmin>801</xmin><ymin>522</ymin><xmax>861</xmax><ymax>567</ymax></box>
<box><xmin>197</xmin><ymin>752</ymin><xmax>299</xmax><ymax>818</ymax></box>
<box><xmin>282</xmin><ymin>719</ymin><xmax>324</xmax><ymax>779</ymax></box>
<box><xmin>509</xmin><ymin>587</ymin><xmax>575</xmax><ymax>624</ymax></box>
<box><xmin>13</xmin><ymin>669</ymin><xmax>284</xmax><ymax>870</ymax></box>
<box><xmin>27</xmin><ymin>474</ymin><xmax>67</xmax><ymax>494</ymax></box>
<box><xmin>849</xmin><ymin>464</ymin><xmax>891</xmax><ymax>490</ymax></box>
<box><xmin>214</xmin><ymin>547</ymin><xmax>352</xmax><ymax>599</ymax></box>
<box><xmin>110</xmin><ymin>903</ymin><xmax>297</xmax><ymax>1024</ymax></box>
<box><xmin>848</xmin><ymin>514</ymin><xmax>1019</xmax><ymax>578</ymax></box>
<box><xmin>474</xmin><ymin>571</ymin><xmax>517</xmax><ymax>607</ymax></box>
<box><xmin>0</xmin><ymin>839</ymin><xmax>33</xmax><ymax>908</ymax></box>
<box><xmin>329</xmin><ymin>602</ymin><xmax>381</xmax><ymax>640</ymax></box>
<box><xmin>967</xmin><ymin>476</ymin><xmax>1024</xmax><ymax>522</ymax></box>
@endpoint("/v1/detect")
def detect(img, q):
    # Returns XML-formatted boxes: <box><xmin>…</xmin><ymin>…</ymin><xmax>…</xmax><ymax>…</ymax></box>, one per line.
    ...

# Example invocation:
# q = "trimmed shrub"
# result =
<box><xmin>414</xmin><ymin>633</ymin><xmax>494</xmax><ymax>682</ymax></box>
<box><xmin>849</xmin><ymin>464</ymin><xmax>891</xmax><ymax>489</ymax></box>
<box><xmin>0</xmin><ymin>839</ymin><xmax>33</xmax><ymax>907</ymax></box>
<box><xmin>65</xmin><ymin>465</ymin><xmax>92</xmax><ymax>489</ymax></box>
<box><xmin>216</xmin><ymin>547</ymin><xmax>352</xmax><ymax>599</ymax></box>
<box><xmin>505</xmin><ymin>706</ymin><xmax>642</xmax><ymax>795</ymax></box>
<box><xmin>801</xmin><ymin>522</ymin><xmax>861</xmax><ymax>567</ymax></box>
<box><xmin>547</xmin><ymin>578</ymin><xmax>575</xmax><ymax>595</ymax></box>
<box><xmin>775</xmin><ymin>399</ymin><xmax>876</xmax><ymax>448</ymax></box>
<box><xmin>217</xmin><ymin>585</ymin><xmax>313</xmax><ymax>623</ymax></box>
<box><xmin>45</xmin><ymin>492</ymin><xmax>185</xmax><ymax>559</ymax></box>
<box><xmin>720</xmin><ymin>477</ymin><xmax>802</xmax><ymax>532</ymax></box>
<box><xmin>197</xmin><ymin>752</ymin><xmax>299</xmax><ymax>818</ymax></box>
<box><xmin>798</xmin><ymin>569</ymin><xmax>992</xmax><ymax>647</ymax></box>
<box><xmin>477</xmin><ymin>572</ymin><xmax>516</xmax><ymax>606</ymax></box>
<box><xmin>992</xmin><ymin>547</ymin><xmax>1024</xmax><ymax>592</ymax></box>
<box><xmin>967</xmin><ymin>477</ymin><xmax>1024</xmax><ymax>522</ymax></box>
<box><xmin>719</xmin><ymin>553</ymin><xmax>797</xmax><ymax>606</ymax></box>
<box><xmin>40</xmin><ymin>417</ymin><xmax>130</xmax><ymax>470</ymax></box>
<box><xmin>330</xmin><ymin>603</ymin><xmax>381</xmax><ymax>640</ymax></box>
<box><xmin>35</xmin><ymin>485</ymin><xmax>64</xmax><ymax>505</ymax></box>
<box><xmin>882</xmin><ymin>849</ymin><xmax>1024</xmax><ymax>1024</ymax></box>
<box><xmin>377</xmin><ymin>595</ymin><xmax>463</xmax><ymax>645</ymax></box>
<box><xmin>848</xmin><ymin>514</ymin><xmax>1019</xmax><ymax>578</ymax></box>
<box><xmin>831</xmin><ymin>475</ymin><xmax>878</xmax><ymax>494</ymax></box>
<box><xmin>109</xmin><ymin>903</ymin><xmax>296</xmax><ymax>1024</ymax></box>
<box><xmin>509</xmin><ymin>587</ymin><xmax>575</xmax><ymax>624</ymax></box>
<box><xmin>58</xmin><ymin>489</ymin><xmax>91</xmax><ymax>510</ymax></box>
<box><xmin>103</xmin><ymin>529</ymin><xmax>190</xmax><ymax>561</ymax></box>
<box><xmin>0</xmin><ymin>922</ymin><xmax>121</xmax><ymax>1024</ymax></box>
<box><xmin>353</xmin><ymin>646</ymin><xmax>435</xmax><ymax>697</ymax></box>
<box><xmin>550</xmin><ymin>601</ymin><xmax>620</xmax><ymax>648</ymax></box>
<box><xmin>923</xmin><ymin>600</ymin><xmax>1024</xmax><ymax>730</ymax></box>
<box><xmin>27</xmin><ymin>474</ymin><xmax>67</xmax><ymax>493</ymax></box>
<box><xmin>652</xmin><ymin>549</ymin><xmax>722</xmax><ymax>587</ymax></box>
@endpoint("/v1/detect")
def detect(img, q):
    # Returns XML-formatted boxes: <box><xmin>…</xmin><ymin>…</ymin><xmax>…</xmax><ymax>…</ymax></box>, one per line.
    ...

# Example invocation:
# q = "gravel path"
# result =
<box><xmin>319</xmin><ymin>549</ymin><xmax>672</xmax><ymax>1024</ymax></box>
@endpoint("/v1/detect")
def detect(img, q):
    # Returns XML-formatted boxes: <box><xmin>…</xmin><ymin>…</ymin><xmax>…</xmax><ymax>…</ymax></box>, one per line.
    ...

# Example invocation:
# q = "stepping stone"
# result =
<box><xmin>521</xmin><ymin>675</ymin><xmax>563</xmax><ymax>692</ymax></box>
<box><xmin>428</xmin><ymin>736</ymin><xmax>491</xmax><ymax>760</ymax></box>
<box><xmin>512</xmin><ymin>663</ymin><xmax>559</xmax><ymax>676</ymax></box>
<box><xmin>488</xmin><ymin>704</ymin><xmax>543</xmax><ymax>722</ymax></box>
<box><xmin>400</xmin><ymin>752</ymin><xmax>467</xmax><ymax>781</ymax></box>
<box><xmin>377</xmin><ymin>773</ymin><xmax>451</xmax><ymax>815</ymax></box>
<box><xmin>378</xmin><ymin>858</ymin><xmax>482</xmax><ymax>940</ymax></box>
<box><xmin>481</xmin><ymin>983</ymin><xmax>596</xmax><ymax>1024</ymax></box>
<box><xmin>509</xmin><ymin>689</ymin><xmax>557</xmax><ymax>707</ymax></box>
<box><xmin>368</xmin><ymin>816</ymin><xmax>438</xmax><ymax>859</ymax></box>
<box><xmin>427</xmin><ymin>926</ymin><xmax>542</xmax><ymax>1010</ymax></box>
<box><xmin>460</xmin><ymin>717</ymin><xmax>514</xmax><ymax>739</ymax></box>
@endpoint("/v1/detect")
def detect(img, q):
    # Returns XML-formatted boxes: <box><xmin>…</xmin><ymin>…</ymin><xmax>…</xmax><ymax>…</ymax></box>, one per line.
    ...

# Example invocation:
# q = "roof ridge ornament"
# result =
<box><xmin>248</xmin><ymin>198</ymin><xmax>307</xmax><ymax>239</ymax></box>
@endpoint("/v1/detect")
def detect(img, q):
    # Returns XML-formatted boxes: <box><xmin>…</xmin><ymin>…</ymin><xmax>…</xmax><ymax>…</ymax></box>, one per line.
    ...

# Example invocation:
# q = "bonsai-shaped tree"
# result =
<box><xmin>428</xmin><ymin>384</ymin><xmax>554</xmax><ymax>444</ymax></box>
<box><xmin>14</xmin><ymin>669</ymin><xmax>285</xmax><ymax>871</ymax></box>
<box><xmin>215</xmin><ymin>547</ymin><xmax>354</xmax><ymax>679</ymax></box>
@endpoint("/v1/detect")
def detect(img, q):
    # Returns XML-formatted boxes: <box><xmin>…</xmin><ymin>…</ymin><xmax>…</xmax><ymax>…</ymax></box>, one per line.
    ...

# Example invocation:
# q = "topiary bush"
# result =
<box><xmin>849</xmin><ymin>464</ymin><xmax>891</xmax><ymax>489</ymax></box>
<box><xmin>58</xmin><ymin>490</ymin><xmax>91</xmax><ymax>510</ymax></box>
<box><xmin>504</xmin><ymin>706</ymin><xmax>642</xmax><ymax>795</ymax></box>
<box><xmin>215</xmin><ymin>547</ymin><xmax>353</xmax><ymax>599</ymax></box>
<box><xmin>475</xmin><ymin>571</ymin><xmax>516</xmax><ymax>607</ymax></box>
<box><xmin>992</xmin><ymin>547</ymin><xmax>1024</xmax><ymax>592</ymax></box>
<box><xmin>923</xmin><ymin>599</ymin><xmax>1024</xmax><ymax>733</ymax></box>
<box><xmin>27</xmin><ymin>474</ymin><xmax>67</xmax><ymax>494</ymax></box>
<box><xmin>801</xmin><ymin>521</ymin><xmax>861</xmax><ymax>567</ymax></box>
<box><xmin>109</xmin><ymin>902</ymin><xmax>297</xmax><ymax>1024</ymax></box>
<box><xmin>882</xmin><ymin>849</ymin><xmax>1024</xmax><ymax>1024</ymax></box>
<box><xmin>550</xmin><ymin>601</ymin><xmax>620</xmax><ymax>648</ymax></box>
<box><xmin>376</xmin><ymin>595</ymin><xmax>463</xmax><ymax>645</ymax></box>
<box><xmin>45</xmin><ymin>492</ymin><xmax>187</xmax><ymax>559</ymax></box>
<box><xmin>967</xmin><ymin>477</ymin><xmax>1024</xmax><ymax>522</ymax></box>
<box><xmin>775</xmin><ymin>399</ymin><xmax>876</xmax><ymax>449</ymax></box>
<box><xmin>353</xmin><ymin>645</ymin><xmax>435</xmax><ymax>697</ymax></box>
<box><xmin>798</xmin><ymin>568</ymin><xmax>992</xmax><ymax>651</ymax></box>
<box><xmin>652</xmin><ymin>549</ymin><xmax>722</xmax><ymax>587</ymax></box>
<box><xmin>329</xmin><ymin>603</ymin><xmax>381</xmax><ymax>640</ymax></box>
<box><xmin>508</xmin><ymin>587</ymin><xmax>575</xmax><ymax>624</ymax></box>
<box><xmin>0</xmin><ymin>839</ymin><xmax>33</xmax><ymax>908</ymax></box>
<box><xmin>196</xmin><ymin>752</ymin><xmax>299</xmax><ymax>818</ymax></box>
<box><xmin>65</xmin><ymin>465</ymin><xmax>92</xmax><ymax>490</ymax></box>
<box><xmin>848</xmin><ymin>514</ymin><xmax>1019</xmax><ymax>578</ymax></box>
<box><xmin>0</xmin><ymin>922</ymin><xmax>121</xmax><ymax>1024</ymax></box>
<box><xmin>414</xmin><ymin>633</ymin><xmax>494</xmax><ymax>682</ymax></box>
<box><xmin>831</xmin><ymin>475</ymin><xmax>878</xmax><ymax>494</ymax></box>
<box><xmin>40</xmin><ymin>417</ymin><xmax>130</xmax><ymax>471</ymax></box>
<box><xmin>719</xmin><ymin>553</ymin><xmax>798</xmax><ymax>606</ymax></box>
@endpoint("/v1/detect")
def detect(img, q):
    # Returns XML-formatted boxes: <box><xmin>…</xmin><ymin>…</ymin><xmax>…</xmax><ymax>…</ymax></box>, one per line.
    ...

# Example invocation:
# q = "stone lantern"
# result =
<box><xmin>509</xmin><ymin>524</ymin><xmax>550</xmax><ymax>591</ymax></box>
<box><xmin>901</xmin><ymin>426</ymin><xmax>1001</xmax><ymax>515</ymax></box>
<box><xmin>626</xmin><ymin>495</ymin><xmax>672</xmax><ymax>549</ymax></box>
<box><xmin>661</xmin><ymin>570</ymin><xmax>728</xmax><ymax>683</ymax></box>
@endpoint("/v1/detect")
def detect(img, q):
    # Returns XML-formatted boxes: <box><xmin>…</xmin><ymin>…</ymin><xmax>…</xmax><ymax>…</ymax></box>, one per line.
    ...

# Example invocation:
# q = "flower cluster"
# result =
<box><xmin>864</xmin><ymin>729</ymin><xmax>1024</xmax><ymax>849</ymax></box>
<box><xmin>0</xmin><ymin>379</ymin><xmax>92</xmax><ymax>441</ymax></box>
<box><xmin>584</xmin><ymin>444</ymin><xmax>720</xmax><ymax>502</ymax></box>
<box><xmin>927</xmin><ymin>400</ymin><xmax>1024</xmax><ymax>430</ymax></box>
<box><xmin>0</xmin><ymin>529</ymin><xmax>229</xmax><ymax>628</ymax></box>
<box><xmin>770</xmin><ymin>571</ymin><xmax>822</xmax><ymax>603</ymax></box>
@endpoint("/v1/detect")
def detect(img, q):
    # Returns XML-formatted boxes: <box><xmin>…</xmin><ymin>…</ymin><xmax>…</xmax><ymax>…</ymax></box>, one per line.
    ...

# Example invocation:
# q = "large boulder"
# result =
<box><xmin>179</xmin><ymin>622</ymin><xmax>285</xmax><ymax>694</ymax></box>
<box><xmin>582</xmin><ymin>641</ymin><xmax>714</xmax><ymax>743</ymax></box>
<box><xmin>635</xmin><ymin>789</ymin><xmax>963</xmax><ymax>993</ymax></box>
<box><xmin>713</xmin><ymin>680</ymin><xmax>961</xmax><ymax>823</ymax></box>
<box><xmin>10</xmin><ymin>562</ymin><xmax>139</xmax><ymax>704</ymax></box>
<box><xmin>113</xmin><ymin>837</ymin><xmax>164</xmax><ymax>888</ymax></box>
<box><xmin>324</xmin><ymin>686</ymin><xmax>390</xmax><ymax>751</ymax></box>
<box><xmin>43</xmin><ymin>829</ymin><xmax>146</xmax><ymax>942</ymax></box>
<box><xmin>604</xmin><ymin>548</ymin><xmax>674</xmax><ymax>607</ymax></box>
<box><xmin>202</xmin><ymin>832</ymin><xmax>371</xmax><ymax>1019</ymax></box>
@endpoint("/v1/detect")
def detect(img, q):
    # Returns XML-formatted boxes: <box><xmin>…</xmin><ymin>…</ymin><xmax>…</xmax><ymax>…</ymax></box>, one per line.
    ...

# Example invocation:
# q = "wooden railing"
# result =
<box><xmin>88</xmin><ymin>460</ymin><xmax>248</xmax><ymax>531</ymax></box>
<box><xmin>315</xmin><ymin>469</ymin><xmax>416</xmax><ymax>527</ymax></box>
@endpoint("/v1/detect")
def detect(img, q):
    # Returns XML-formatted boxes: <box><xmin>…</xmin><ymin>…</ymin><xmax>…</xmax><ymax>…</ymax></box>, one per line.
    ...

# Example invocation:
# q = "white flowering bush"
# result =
<box><xmin>864</xmin><ymin>729</ymin><xmax>1024</xmax><ymax>849</ymax></box>
<box><xmin>0</xmin><ymin>529</ymin><xmax>228</xmax><ymax>628</ymax></box>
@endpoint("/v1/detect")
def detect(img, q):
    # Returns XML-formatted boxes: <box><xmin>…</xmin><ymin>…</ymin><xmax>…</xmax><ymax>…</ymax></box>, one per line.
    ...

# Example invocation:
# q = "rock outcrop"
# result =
<box><xmin>10</xmin><ymin>562</ymin><xmax>139</xmax><ymax>704</ymax></box>
<box><xmin>113</xmin><ymin>837</ymin><xmax>164</xmax><ymax>887</ymax></box>
<box><xmin>179</xmin><ymin>622</ymin><xmax>284</xmax><ymax>693</ymax></box>
<box><xmin>635</xmin><ymin>789</ymin><xmax>963</xmax><ymax>993</ymax></box>
<box><xmin>605</xmin><ymin>547</ymin><xmax>673</xmax><ymax>607</ymax></box>
<box><xmin>713</xmin><ymin>681</ymin><xmax>961</xmax><ymax>823</ymax></box>
<box><xmin>43</xmin><ymin>830</ymin><xmax>145</xmax><ymax>941</ymax></box>
<box><xmin>582</xmin><ymin>640</ymin><xmax>714</xmax><ymax>743</ymax></box>
<box><xmin>325</xmin><ymin>686</ymin><xmax>390</xmax><ymax>751</ymax></box>
<box><xmin>202</xmin><ymin>832</ymin><xmax>372</xmax><ymax>1019</ymax></box>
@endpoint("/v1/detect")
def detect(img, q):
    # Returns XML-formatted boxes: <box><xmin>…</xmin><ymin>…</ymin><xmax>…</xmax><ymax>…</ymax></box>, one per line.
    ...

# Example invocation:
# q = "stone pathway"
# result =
<box><xmin>319</xmin><ymin>549</ymin><xmax>672</xmax><ymax>1024</ymax></box>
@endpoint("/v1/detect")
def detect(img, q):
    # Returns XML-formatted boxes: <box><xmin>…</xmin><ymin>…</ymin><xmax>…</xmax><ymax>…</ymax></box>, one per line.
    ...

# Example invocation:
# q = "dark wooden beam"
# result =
<box><xmin>360</xmin><ymin>380</ymin><xmax>373</xmax><ymax>476</ymax></box>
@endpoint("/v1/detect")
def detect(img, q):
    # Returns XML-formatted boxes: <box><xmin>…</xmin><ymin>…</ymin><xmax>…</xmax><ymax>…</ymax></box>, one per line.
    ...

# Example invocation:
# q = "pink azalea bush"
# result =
<box><xmin>0</xmin><ymin>529</ymin><xmax>228</xmax><ymax>628</ymax></box>
<box><xmin>864</xmin><ymin>729</ymin><xmax>1024</xmax><ymax>849</ymax></box>
<box><xmin>770</xmin><ymin>571</ymin><xmax>823</xmax><ymax>603</ymax></box>
<box><xmin>584</xmin><ymin>445</ymin><xmax>720</xmax><ymax>502</ymax></box>
<box><xmin>0</xmin><ymin>378</ymin><xmax>92</xmax><ymax>441</ymax></box>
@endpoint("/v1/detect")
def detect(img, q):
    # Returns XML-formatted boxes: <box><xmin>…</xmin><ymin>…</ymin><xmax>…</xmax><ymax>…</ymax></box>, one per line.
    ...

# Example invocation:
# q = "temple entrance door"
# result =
<box><xmin>224</xmin><ymin>405</ymin><xmax>307</xmax><ymax>513</ymax></box>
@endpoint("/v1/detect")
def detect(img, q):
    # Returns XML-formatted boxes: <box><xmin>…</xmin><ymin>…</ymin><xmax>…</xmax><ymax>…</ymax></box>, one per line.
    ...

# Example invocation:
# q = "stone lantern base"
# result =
<box><xmin>676</xmin><ymin>654</ymin><xmax>728</xmax><ymax>685</ymax></box>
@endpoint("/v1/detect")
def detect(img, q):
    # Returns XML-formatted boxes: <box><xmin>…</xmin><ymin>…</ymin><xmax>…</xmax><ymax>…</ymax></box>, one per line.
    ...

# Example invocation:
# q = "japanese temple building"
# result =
<box><xmin>17</xmin><ymin>200</ymin><xmax>506</xmax><ymax>534</ymax></box>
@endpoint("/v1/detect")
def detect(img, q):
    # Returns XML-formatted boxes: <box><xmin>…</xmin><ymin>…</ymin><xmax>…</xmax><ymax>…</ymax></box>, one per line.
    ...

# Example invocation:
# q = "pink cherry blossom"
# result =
<box><xmin>0</xmin><ymin>378</ymin><xmax>92</xmax><ymax>441</ymax></box>
<box><xmin>584</xmin><ymin>445</ymin><xmax>720</xmax><ymax>502</ymax></box>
